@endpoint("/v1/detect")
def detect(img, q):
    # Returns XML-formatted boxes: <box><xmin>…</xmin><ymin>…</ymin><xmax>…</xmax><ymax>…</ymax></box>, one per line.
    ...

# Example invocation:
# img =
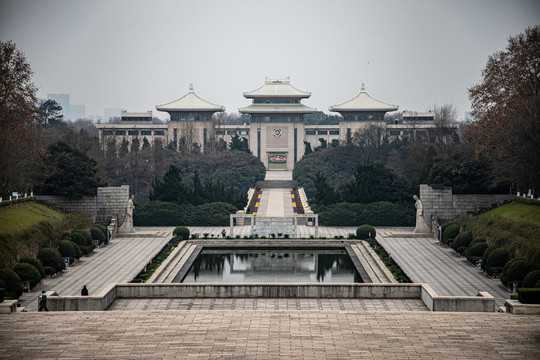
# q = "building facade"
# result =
<box><xmin>97</xmin><ymin>79</ymin><xmax>454</xmax><ymax>169</ymax></box>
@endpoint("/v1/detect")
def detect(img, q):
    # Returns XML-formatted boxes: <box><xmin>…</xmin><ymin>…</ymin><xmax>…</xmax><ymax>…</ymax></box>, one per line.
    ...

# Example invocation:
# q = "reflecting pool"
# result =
<box><xmin>181</xmin><ymin>249</ymin><xmax>362</xmax><ymax>283</ymax></box>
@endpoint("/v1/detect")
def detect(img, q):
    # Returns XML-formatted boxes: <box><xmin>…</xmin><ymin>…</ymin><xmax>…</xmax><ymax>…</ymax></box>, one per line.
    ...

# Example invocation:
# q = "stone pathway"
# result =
<box><xmin>1</xmin><ymin>311</ymin><xmax>538</xmax><ymax>359</ymax></box>
<box><xmin>18</xmin><ymin>227</ymin><xmax>172</xmax><ymax>311</ymax></box>
<box><xmin>377</xmin><ymin>233</ymin><xmax>512</xmax><ymax>308</ymax></box>
<box><xmin>256</xmin><ymin>188</ymin><xmax>294</xmax><ymax>217</ymax></box>
<box><xmin>109</xmin><ymin>298</ymin><xmax>428</xmax><ymax>311</ymax></box>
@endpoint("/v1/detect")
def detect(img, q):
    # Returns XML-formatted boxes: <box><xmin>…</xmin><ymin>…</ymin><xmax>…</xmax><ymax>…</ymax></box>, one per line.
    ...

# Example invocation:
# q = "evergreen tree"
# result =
<box><xmin>303</xmin><ymin>140</ymin><xmax>312</xmax><ymax>155</ymax></box>
<box><xmin>313</xmin><ymin>172</ymin><xmax>338</xmax><ymax>205</ymax></box>
<box><xmin>149</xmin><ymin>165</ymin><xmax>188</xmax><ymax>204</ymax></box>
<box><xmin>142</xmin><ymin>137</ymin><xmax>150</xmax><ymax>149</ymax></box>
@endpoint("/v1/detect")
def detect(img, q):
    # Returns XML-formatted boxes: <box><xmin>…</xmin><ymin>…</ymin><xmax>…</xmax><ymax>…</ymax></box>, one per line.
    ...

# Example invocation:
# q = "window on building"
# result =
<box><xmin>390</xmin><ymin>130</ymin><xmax>401</xmax><ymax>136</ymax></box>
<box><xmin>215</xmin><ymin>130</ymin><xmax>225</xmax><ymax>135</ymax></box>
<box><xmin>128</xmin><ymin>130</ymin><xmax>138</xmax><ymax>136</ymax></box>
<box><xmin>115</xmin><ymin>130</ymin><xmax>125</xmax><ymax>136</ymax></box>
<box><xmin>317</xmin><ymin>130</ymin><xmax>328</xmax><ymax>135</ymax></box>
<box><xmin>141</xmin><ymin>130</ymin><xmax>152</xmax><ymax>136</ymax></box>
<box><xmin>305</xmin><ymin>130</ymin><xmax>316</xmax><ymax>135</ymax></box>
<box><xmin>239</xmin><ymin>130</ymin><xmax>249</xmax><ymax>135</ymax></box>
<box><xmin>329</xmin><ymin>130</ymin><xmax>339</xmax><ymax>135</ymax></box>
<box><xmin>226</xmin><ymin>130</ymin><xmax>237</xmax><ymax>135</ymax></box>
<box><xmin>103</xmin><ymin>130</ymin><xmax>113</xmax><ymax>136</ymax></box>
<box><xmin>154</xmin><ymin>130</ymin><xmax>165</xmax><ymax>136</ymax></box>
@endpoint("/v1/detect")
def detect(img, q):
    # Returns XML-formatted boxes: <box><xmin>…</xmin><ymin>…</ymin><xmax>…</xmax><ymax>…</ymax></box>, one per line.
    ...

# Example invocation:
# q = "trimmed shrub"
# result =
<box><xmin>486</xmin><ymin>248</ymin><xmax>509</xmax><ymax>267</ymax></box>
<box><xmin>90</xmin><ymin>227</ymin><xmax>106</xmax><ymax>243</ymax></box>
<box><xmin>173</xmin><ymin>226</ymin><xmax>190</xmax><ymax>240</ymax></box>
<box><xmin>94</xmin><ymin>224</ymin><xmax>107</xmax><ymax>235</ymax></box>
<box><xmin>469</xmin><ymin>238</ymin><xmax>486</xmax><ymax>248</ymax></box>
<box><xmin>452</xmin><ymin>231</ymin><xmax>473</xmax><ymax>249</ymax></box>
<box><xmin>19</xmin><ymin>257</ymin><xmax>45</xmax><ymax>279</ymax></box>
<box><xmin>69</xmin><ymin>241</ymin><xmax>83</xmax><ymax>259</ymax></box>
<box><xmin>467</xmin><ymin>242</ymin><xmax>488</xmax><ymax>257</ymax></box>
<box><xmin>443</xmin><ymin>224</ymin><xmax>459</xmax><ymax>243</ymax></box>
<box><xmin>79</xmin><ymin>243</ymin><xmax>95</xmax><ymax>256</ymax></box>
<box><xmin>356</xmin><ymin>225</ymin><xmax>376</xmax><ymax>240</ymax></box>
<box><xmin>506</xmin><ymin>260</ymin><xmax>534</xmax><ymax>283</ymax></box>
<box><xmin>70</xmin><ymin>232</ymin><xmax>88</xmax><ymax>246</ymax></box>
<box><xmin>523</xmin><ymin>270</ymin><xmax>540</xmax><ymax>288</ymax></box>
<box><xmin>441</xmin><ymin>221</ymin><xmax>456</xmax><ymax>233</ymax></box>
<box><xmin>37</xmin><ymin>248</ymin><xmax>64</xmax><ymax>273</ymax></box>
<box><xmin>482</xmin><ymin>246</ymin><xmax>498</xmax><ymax>268</ymax></box>
<box><xmin>43</xmin><ymin>266</ymin><xmax>56</xmax><ymax>276</ymax></box>
<box><xmin>73</xmin><ymin>230</ymin><xmax>92</xmax><ymax>245</ymax></box>
<box><xmin>57</xmin><ymin>240</ymin><xmax>76</xmax><ymax>258</ymax></box>
<box><xmin>517</xmin><ymin>288</ymin><xmax>540</xmax><ymax>304</ymax></box>
<box><xmin>13</xmin><ymin>263</ymin><xmax>41</xmax><ymax>288</ymax></box>
<box><xmin>503</xmin><ymin>258</ymin><xmax>526</xmax><ymax>278</ymax></box>
<box><xmin>0</xmin><ymin>268</ymin><xmax>22</xmax><ymax>298</ymax></box>
<box><xmin>536</xmin><ymin>279</ymin><xmax>540</xmax><ymax>288</ymax></box>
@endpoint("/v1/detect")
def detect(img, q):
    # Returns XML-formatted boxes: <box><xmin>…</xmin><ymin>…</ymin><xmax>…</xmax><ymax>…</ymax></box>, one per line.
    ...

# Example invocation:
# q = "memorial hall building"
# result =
<box><xmin>97</xmin><ymin>78</ymin><xmax>445</xmax><ymax>170</ymax></box>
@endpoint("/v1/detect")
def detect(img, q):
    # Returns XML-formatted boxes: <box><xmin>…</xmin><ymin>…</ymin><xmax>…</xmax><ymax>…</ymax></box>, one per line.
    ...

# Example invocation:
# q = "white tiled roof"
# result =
<box><xmin>329</xmin><ymin>84</ymin><xmax>398</xmax><ymax>112</ymax></box>
<box><xmin>243</xmin><ymin>77</ymin><xmax>311</xmax><ymax>98</ymax></box>
<box><xmin>239</xmin><ymin>103</ymin><xmax>316</xmax><ymax>114</ymax></box>
<box><xmin>156</xmin><ymin>84</ymin><xmax>225</xmax><ymax>112</ymax></box>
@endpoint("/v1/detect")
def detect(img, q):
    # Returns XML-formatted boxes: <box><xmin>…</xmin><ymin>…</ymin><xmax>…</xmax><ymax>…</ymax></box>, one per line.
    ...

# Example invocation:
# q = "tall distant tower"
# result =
<box><xmin>239</xmin><ymin>77</ymin><xmax>316</xmax><ymax>170</ymax></box>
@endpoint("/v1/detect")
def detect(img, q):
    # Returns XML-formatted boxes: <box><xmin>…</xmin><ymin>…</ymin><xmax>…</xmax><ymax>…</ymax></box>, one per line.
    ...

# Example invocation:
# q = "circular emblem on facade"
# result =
<box><xmin>273</xmin><ymin>128</ymin><xmax>282</xmax><ymax>137</ymax></box>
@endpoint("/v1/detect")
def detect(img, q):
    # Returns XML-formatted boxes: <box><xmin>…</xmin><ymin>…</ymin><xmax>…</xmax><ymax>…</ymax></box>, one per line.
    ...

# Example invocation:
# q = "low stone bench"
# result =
<box><xmin>0</xmin><ymin>300</ymin><xmax>18</xmax><ymax>313</ymax></box>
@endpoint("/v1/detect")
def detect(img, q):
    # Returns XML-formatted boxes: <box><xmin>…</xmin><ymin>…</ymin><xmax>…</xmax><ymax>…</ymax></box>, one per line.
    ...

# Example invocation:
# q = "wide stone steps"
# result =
<box><xmin>351</xmin><ymin>242</ymin><xmax>396</xmax><ymax>283</ymax></box>
<box><xmin>149</xmin><ymin>242</ymin><xmax>197</xmax><ymax>283</ymax></box>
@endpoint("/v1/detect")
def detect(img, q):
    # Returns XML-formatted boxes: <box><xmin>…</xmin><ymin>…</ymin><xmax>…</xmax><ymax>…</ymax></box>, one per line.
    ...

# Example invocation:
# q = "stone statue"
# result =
<box><xmin>119</xmin><ymin>195</ymin><xmax>135</xmax><ymax>233</ymax></box>
<box><xmin>413</xmin><ymin>195</ymin><xmax>429</xmax><ymax>233</ymax></box>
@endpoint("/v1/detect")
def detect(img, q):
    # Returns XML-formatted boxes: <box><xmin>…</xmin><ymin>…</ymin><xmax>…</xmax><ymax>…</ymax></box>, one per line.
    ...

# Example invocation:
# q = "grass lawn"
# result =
<box><xmin>0</xmin><ymin>202</ymin><xmax>64</xmax><ymax>234</ymax></box>
<box><xmin>485</xmin><ymin>202</ymin><xmax>540</xmax><ymax>227</ymax></box>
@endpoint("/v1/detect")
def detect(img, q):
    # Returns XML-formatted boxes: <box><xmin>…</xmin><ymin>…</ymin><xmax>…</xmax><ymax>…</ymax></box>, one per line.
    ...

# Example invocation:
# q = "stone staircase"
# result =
<box><xmin>148</xmin><ymin>242</ymin><xmax>199</xmax><ymax>283</ymax></box>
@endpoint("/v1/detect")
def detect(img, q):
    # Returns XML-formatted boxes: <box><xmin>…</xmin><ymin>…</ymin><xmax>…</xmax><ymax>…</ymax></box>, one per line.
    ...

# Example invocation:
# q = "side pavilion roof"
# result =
<box><xmin>243</xmin><ymin>77</ymin><xmax>311</xmax><ymax>98</ymax></box>
<box><xmin>329</xmin><ymin>84</ymin><xmax>398</xmax><ymax>113</ymax></box>
<box><xmin>156</xmin><ymin>84</ymin><xmax>225</xmax><ymax>113</ymax></box>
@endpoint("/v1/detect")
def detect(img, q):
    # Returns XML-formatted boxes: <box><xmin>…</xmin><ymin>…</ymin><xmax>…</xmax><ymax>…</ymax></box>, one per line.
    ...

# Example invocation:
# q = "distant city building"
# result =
<box><xmin>69</xmin><ymin>104</ymin><xmax>86</xmax><ymax>120</ymax></box>
<box><xmin>97</xmin><ymin>79</ymin><xmax>458</xmax><ymax>169</ymax></box>
<box><xmin>104</xmin><ymin>107</ymin><xmax>127</xmax><ymax>118</ymax></box>
<box><xmin>47</xmin><ymin>93</ymin><xmax>86</xmax><ymax>120</ymax></box>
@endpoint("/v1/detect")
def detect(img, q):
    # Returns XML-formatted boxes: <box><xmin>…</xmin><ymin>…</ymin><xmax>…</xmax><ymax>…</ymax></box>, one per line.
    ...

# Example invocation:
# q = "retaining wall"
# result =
<box><xmin>37</xmin><ymin>185</ymin><xmax>130</xmax><ymax>224</ymax></box>
<box><xmin>47</xmin><ymin>283</ymin><xmax>496</xmax><ymax>312</ymax></box>
<box><xmin>419</xmin><ymin>184</ymin><xmax>513</xmax><ymax>232</ymax></box>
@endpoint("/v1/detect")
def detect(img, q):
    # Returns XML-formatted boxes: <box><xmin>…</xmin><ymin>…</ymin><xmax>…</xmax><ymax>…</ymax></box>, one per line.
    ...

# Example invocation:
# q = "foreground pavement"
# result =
<box><xmin>1</xmin><ymin>310</ymin><xmax>538</xmax><ymax>359</ymax></box>
<box><xmin>376</xmin><ymin>229</ymin><xmax>512</xmax><ymax>308</ymax></box>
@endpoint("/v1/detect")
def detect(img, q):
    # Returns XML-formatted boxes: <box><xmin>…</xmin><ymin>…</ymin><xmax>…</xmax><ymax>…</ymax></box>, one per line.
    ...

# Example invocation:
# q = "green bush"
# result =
<box><xmin>57</xmin><ymin>240</ymin><xmax>76</xmax><ymax>258</ymax></box>
<box><xmin>94</xmin><ymin>224</ymin><xmax>107</xmax><ymax>235</ymax></box>
<box><xmin>315</xmin><ymin>201</ymin><xmax>414</xmax><ymax>226</ymax></box>
<box><xmin>452</xmin><ymin>231</ymin><xmax>473</xmax><ymax>249</ymax></box>
<box><xmin>517</xmin><ymin>288</ymin><xmax>540</xmax><ymax>304</ymax></box>
<box><xmin>173</xmin><ymin>226</ymin><xmax>190</xmax><ymax>240</ymax></box>
<box><xmin>482</xmin><ymin>246</ymin><xmax>498</xmax><ymax>268</ymax></box>
<box><xmin>90</xmin><ymin>227</ymin><xmax>106</xmax><ymax>243</ymax></box>
<box><xmin>536</xmin><ymin>280</ymin><xmax>540</xmax><ymax>288</ymax></box>
<box><xmin>13</xmin><ymin>263</ymin><xmax>41</xmax><ymax>288</ymax></box>
<box><xmin>467</xmin><ymin>242</ymin><xmax>488</xmax><ymax>257</ymax></box>
<box><xmin>469</xmin><ymin>238</ymin><xmax>486</xmax><ymax>247</ymax></box>
<box><xmin>356</xmin><ymin>225</ymin><xmax>376</xmax><ymax>240</ymax></box>
<box><xmin>443</xmin><ymin>224</ymin><xmax>459</xmax><ymax>242</ymax></box>
<box><xmin>506</xmin><ymin>260</ymin><xmax>534</xmax><ymax>283</ymax></box>
<box><xmin>69</xmin><ymin>241</ymin><xmax>83</xmax><ymax>259</ymax></box>
<box><xmin>19</xmin><ymin>257</ymin><xmax>45</xmax><ymax>279</ymax></box>
<box><xmin>441</xmin><ymin>221</ymin><xmax>456</xmax><ymax>233</ymax></box>
<box><xmin>37</xmin><ymin>248</ymin><xmax>64</xmax><ymax>273</ymax></box>
<box><xmin>0</xmin><ymin>268</ymin><xmax>22</xmax><ymax>298</ymax></box>
<box><xmin>70</xmin><ymin>232</ymin><xmax>88</xmax><ymax>246</ymax></box>
<box><xmin>503</xmin><ymin>258</ymin><xmax>526</xmax><ymax>278</ymax></box>
<box><xmin>523</xmin><ymin>270</ymin><xmax>540</xmax><ymax>288</ymax></box>
<box><xmin>486</xmin><ymin>248</ymin><xmax>509</xmax><ymax>267</ymax></box>
<box><xmin>79</xmin><ymin>244</ymin><xmax>95</xmax><ymax>256</ymax></box>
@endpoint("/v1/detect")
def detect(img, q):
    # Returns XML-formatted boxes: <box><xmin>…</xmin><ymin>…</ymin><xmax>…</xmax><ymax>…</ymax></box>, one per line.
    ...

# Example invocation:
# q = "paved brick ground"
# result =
<box><xmin>377</xmin><ymin>235</ymin><xmax>512</xmax><ymax>308</ymax></box>
<box><xmin>108</xmin><ymin>298</ymin><xmax>428</xmax><ymax>312</ymax></box>
<box><xmin>1</xmin><ymin>311</ymin><xmax>538</xmax><ymax>359</ymax></box>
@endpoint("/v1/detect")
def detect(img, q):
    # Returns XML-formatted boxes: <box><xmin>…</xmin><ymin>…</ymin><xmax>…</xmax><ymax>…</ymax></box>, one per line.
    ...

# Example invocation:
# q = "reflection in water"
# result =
<box><xmin>183</xmin><ymin>250</ymin><xmax>362</xmax><ymax>283</ymax></box>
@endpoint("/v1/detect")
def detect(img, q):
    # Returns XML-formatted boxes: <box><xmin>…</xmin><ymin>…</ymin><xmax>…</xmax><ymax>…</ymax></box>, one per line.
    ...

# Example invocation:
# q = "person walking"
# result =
<box><xmin>81</xmin><ymin>285</ymin><xmax>89</xmax><ymax>296</ymax></box>
<box><xmin>221</xmin><ymin>229</ymin><xmax>226</xmax><ymax>238</ymax></box>
<box><xmin>38</xmin><ymin>290</ymin><xmax>48</xmax><ymax>311</ymax></box>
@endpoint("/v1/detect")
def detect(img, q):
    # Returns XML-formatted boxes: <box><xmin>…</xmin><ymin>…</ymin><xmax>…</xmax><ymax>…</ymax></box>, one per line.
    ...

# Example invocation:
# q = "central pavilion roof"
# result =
<box><xmin>156</xmin><ymin>84</ymin><xmax>225</xmax><ymax>113</ymax></box>
<box><xmin>243</xmin><ymin>77</ymin><xmax>311</xmax><ymax>99</ymax></box>
<box><xmin>329</xmin><ymin>84</ymin><xmax>398</xmax><ymax>113</ymax></box>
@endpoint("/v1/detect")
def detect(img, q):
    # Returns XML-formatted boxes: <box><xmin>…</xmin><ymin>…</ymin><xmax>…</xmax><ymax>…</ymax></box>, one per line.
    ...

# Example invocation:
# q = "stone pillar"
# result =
<box><xmin>230</xmin><ymin>214</ymin><xmax>234</xmax><ymax>237</ymax></box>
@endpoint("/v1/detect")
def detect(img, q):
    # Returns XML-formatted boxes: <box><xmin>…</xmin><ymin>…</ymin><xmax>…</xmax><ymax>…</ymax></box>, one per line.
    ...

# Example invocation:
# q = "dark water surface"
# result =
<box><xmin>181</xmin><ymin>249</ymin><xmax>362</xmax><ymax>283</ymax></box>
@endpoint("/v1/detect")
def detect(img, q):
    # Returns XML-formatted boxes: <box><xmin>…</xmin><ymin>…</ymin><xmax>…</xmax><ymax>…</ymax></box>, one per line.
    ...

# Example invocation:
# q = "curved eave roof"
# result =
<box><xmin>156</xmin><ymin>86</ymin><xmax>225</xmax><ymax>113</ymax></box>
<box><xmin>329</xmin><ymin>85</ymin><xmax>398</xmax><ymax>113</ymax></box>
<box><xmin>239</xmin><ymin>104</ymin><xmax>316</xmax><ymax>114</ymax></box>
<box><xmin>243</xmin><ymin>78</ymin><xmax>311</xmax><ymax>98</ymax></box>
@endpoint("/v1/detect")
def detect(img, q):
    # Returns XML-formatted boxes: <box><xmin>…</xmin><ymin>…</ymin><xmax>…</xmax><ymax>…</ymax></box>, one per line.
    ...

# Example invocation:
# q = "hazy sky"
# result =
<box><xmin>1</xmin><ymin>0</ymin><xmax>539</xmax><ymax>120</ymax></box>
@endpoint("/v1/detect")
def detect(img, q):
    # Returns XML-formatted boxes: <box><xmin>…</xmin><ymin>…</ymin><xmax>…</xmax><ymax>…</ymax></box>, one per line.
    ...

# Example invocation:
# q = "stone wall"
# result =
<box><xmin>419</xmin><ymin>184</ymin><xmax>514</xmax><ymax>232</ymax></box>
<box><xmin>37</xmin><ymin>185</ymin><xmax>130</xmax><ymax>225</ymax></box>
